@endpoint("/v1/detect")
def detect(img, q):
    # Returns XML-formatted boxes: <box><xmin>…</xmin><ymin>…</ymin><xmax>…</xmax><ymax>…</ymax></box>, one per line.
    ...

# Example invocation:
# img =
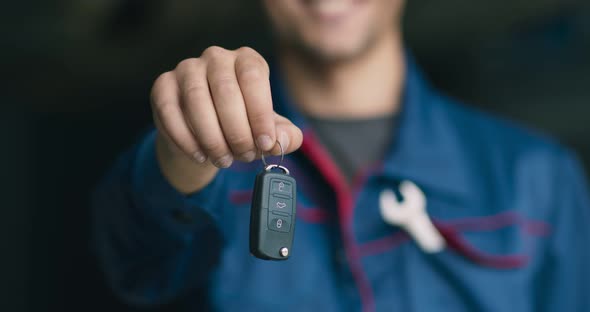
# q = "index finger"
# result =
<box><xmin>235</xmin><ymin>47</ymin><xmax>276</xmax><ymax>152</ymax></box>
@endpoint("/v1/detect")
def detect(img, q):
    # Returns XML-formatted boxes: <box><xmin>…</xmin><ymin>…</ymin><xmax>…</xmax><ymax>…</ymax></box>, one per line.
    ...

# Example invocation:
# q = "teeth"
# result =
<box><xmin>310</xmin><ymin>0</ymin><xmax>351</xmax><ymax>15</ymax></box>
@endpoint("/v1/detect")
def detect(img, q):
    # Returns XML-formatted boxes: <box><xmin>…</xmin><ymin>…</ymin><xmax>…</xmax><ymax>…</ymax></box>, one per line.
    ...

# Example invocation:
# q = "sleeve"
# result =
<box><xmin>536</xmin><ymin>149</ymin><xmax>590</xmax><ymax>312</ymax></box>
<box><xmin>91</xmin><ymin>130</ymin><xmax>230</xmax><ymax>306</ymax></box>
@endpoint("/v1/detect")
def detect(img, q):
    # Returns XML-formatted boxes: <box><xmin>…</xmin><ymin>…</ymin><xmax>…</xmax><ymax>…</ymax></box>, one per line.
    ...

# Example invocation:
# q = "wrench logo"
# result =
<box><xmin>379</xmin><ymin>181</ymin><xmax>446</xmax><ymax>253</ymax></box>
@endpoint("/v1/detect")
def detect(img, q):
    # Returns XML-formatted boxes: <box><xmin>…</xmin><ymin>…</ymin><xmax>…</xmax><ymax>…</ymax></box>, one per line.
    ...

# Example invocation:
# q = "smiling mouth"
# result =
<box><xmin>302</xmin><ymin>0</ymin><xmax>364</xmax><ymax>23</ymax></box>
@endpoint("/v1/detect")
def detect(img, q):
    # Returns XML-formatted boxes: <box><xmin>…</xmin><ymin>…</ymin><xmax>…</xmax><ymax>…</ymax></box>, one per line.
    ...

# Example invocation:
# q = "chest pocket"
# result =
<box><xmin>355</xmin><ymin>182</ymin><xmax>549</xmax><ymax>312</ymax></box>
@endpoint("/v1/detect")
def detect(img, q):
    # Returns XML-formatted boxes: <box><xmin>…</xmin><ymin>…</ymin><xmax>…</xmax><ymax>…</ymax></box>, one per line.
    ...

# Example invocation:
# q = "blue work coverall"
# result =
<box><xmin>92</xmin><ymin>57</ymin><xmax>590</xmax><ymax>312</ymax></box>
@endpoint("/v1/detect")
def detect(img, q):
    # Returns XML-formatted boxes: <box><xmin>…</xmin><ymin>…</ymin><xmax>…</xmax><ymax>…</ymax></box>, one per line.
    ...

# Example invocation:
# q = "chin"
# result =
<box><xmin>265</xmin><ymin>0</ymin><xmax>403</xmax><ymax>63</ymax></box>
<box><xmin>292</xmin><ymin>31</ymin><xmax>377</xmax><ymax>64</ymax></box>
<box><xmin>311</xmin><ymin>45</ymin><xmax>367</xmax><ymax>63</ymax></box>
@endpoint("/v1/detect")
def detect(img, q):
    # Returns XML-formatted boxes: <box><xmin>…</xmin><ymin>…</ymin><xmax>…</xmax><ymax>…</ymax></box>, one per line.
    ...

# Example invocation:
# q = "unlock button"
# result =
<box><xmin>269</xmin><ymin>215</ymin><xmax>291</xmax><ymax>233</ymax></box>
<box><xmin>269</xmin><ymin>195</ymin><xmax>292</xmax><ymax>215</ymax></box>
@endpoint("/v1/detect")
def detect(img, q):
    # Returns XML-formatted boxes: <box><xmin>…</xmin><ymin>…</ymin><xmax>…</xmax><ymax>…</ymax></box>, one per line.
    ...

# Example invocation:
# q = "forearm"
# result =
<box><xmin>92</xmin><ymin>131</ymin><xmax>226</xmax><ymax>306</ymax></box>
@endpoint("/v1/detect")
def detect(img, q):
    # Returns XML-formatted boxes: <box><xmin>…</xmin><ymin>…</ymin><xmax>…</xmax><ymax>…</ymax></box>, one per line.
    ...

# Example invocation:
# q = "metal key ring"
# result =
<box><xmin>264</xmin><ymin>164</ymin><xmax>290</xmax><ymax>175</ymax></box>
<box><xmin>261</xmin><ymin>140</ymin><xmax>284</xmax><ymax>168</ymax></box>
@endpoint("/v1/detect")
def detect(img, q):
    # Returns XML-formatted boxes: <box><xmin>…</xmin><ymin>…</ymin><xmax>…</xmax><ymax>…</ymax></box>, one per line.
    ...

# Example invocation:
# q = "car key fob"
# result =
<box><xmin>249</xmin><ymin>161</ymin><xmax>296</xmax><ymax>260</ymax></box>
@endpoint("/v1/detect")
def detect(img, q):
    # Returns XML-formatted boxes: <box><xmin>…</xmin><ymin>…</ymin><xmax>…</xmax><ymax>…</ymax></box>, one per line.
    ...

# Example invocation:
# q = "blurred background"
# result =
<box><xmin>2</xmin><ymin>0</ymin><xmax>589</xmax><ymax>311</ymax></box>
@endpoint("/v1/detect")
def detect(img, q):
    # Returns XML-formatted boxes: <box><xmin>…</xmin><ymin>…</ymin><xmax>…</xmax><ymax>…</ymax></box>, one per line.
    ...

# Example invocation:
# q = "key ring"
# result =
<box><xmin>261</xmin><ymin>141</ymin><xmax>289</xmax><ymax>175</ymax></box>
<box><xmin>261</xmin><ymin>140</ymin><xmax>284</xmax><ymax>167</ymax></box>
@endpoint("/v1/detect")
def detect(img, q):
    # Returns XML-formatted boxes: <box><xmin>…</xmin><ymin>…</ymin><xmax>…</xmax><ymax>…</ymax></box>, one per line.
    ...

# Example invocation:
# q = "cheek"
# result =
<box><xmin>367</xmin><ymin>0</ymin><xmax>400</xmax><ymax>26</ymax></box>
<box><xmin>380</xmin><ymin>0</ymin><xmax>404</xmax><ymax>24</ymax></box>
<box><xmin>263</xmin><ymin>0</ymin><xmax>304</xmax><ymax>31</ymax></box>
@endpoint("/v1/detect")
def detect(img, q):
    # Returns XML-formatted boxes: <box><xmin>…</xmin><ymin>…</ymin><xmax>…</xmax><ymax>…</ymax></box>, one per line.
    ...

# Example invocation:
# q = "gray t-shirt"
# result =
<box><xmin>306</xmin><ymin>114</ymin><xmax>397</xmax><ymax>183</ymax></box>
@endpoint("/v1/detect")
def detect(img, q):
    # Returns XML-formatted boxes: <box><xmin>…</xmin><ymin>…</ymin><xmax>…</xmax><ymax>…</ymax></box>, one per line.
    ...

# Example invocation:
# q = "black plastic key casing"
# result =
<box><xmin>249</xmin><ymin>169</ymin><xmax>296</xmax><ymax>260</ymax></box>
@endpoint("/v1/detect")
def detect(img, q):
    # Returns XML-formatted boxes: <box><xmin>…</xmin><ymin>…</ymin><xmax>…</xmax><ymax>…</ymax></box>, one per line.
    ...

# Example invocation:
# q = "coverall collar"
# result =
<box><xmin>270</xmin><ymin>53</ymin><xmax>471</xmax><ymax>198</ymax></box>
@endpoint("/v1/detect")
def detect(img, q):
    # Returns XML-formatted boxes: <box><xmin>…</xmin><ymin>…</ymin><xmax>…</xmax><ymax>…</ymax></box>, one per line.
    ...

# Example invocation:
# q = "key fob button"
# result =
<box><xmin>269</xmin><ymin>195</ymin><xmax>293</xmax><ymax>215</ymax></box>
<box><xmin>269</xmin><ymin>216</ymin><xmax>290</xmax><ymax>233</ymax></box>
<box><xmin>271</xmin><ymin>179</ymin><xmax>293</xmax><ymax>197</ymax></box>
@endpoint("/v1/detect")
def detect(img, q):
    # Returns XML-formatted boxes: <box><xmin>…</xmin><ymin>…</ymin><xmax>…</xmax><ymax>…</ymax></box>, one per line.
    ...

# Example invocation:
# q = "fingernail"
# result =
<box><xmin>279</xmin><ymin>131</ymin><xmax>290</xmax><ymax>152</ymax></box>
<box><xmin>193</xmin><ymin>151</ymin><xmax>207</xmax><ymax>163</ymax></box>
<box><xmin>257</xmin><ymin>135</ymin><xmax>274</xmax><ymax>151</ymax></box>
<box><xmin>214</xmin><ymin>155</ymin><xmax>233</xmax><ymax>168</ymax></box>
<box><xmin>240</xmin><ymin>151</ymin><xmax>256</xmax><ymax>162</ymax></box>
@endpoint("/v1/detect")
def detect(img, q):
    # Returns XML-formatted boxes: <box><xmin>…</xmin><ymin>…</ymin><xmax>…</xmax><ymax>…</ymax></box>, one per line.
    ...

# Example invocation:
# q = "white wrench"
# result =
<box><xmin>379</xmin><ymin>181</ymin><xmax>446</xmax><ymax>253</ymax></box>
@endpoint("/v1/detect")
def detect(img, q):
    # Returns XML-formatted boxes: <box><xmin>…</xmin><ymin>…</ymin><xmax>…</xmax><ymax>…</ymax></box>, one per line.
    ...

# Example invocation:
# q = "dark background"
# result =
<box><xmin>2</xmin><ymin>1</ymin><xmax>589</xmax><ymax>311</ymax></box>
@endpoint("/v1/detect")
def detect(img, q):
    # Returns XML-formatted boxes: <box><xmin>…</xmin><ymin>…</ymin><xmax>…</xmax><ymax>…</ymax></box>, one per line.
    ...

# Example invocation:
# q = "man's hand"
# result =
<box><xmin>151</xmin><ymin>46</ymin><xmax>303</xmax><ymax>194</ymax></box>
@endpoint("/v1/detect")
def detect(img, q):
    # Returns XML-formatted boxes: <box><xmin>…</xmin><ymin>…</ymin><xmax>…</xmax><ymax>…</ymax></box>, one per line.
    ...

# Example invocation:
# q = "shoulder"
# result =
<box><xmin>436</xmin><ymin>94</ymin><xmax>570</xmax><ymax>166</ymax></box>
<box><xmin>434</xmin><ymin>94</ymin><xmax>586</xmax><ymax>215</ymax></box>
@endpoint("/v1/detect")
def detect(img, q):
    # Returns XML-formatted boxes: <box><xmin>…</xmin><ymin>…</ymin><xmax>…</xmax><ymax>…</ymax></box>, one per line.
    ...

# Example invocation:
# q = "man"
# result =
<box><xmin>92</xmin><ymin>0</ymin><xmax>590</xmax><ymax>311</ymax></box>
